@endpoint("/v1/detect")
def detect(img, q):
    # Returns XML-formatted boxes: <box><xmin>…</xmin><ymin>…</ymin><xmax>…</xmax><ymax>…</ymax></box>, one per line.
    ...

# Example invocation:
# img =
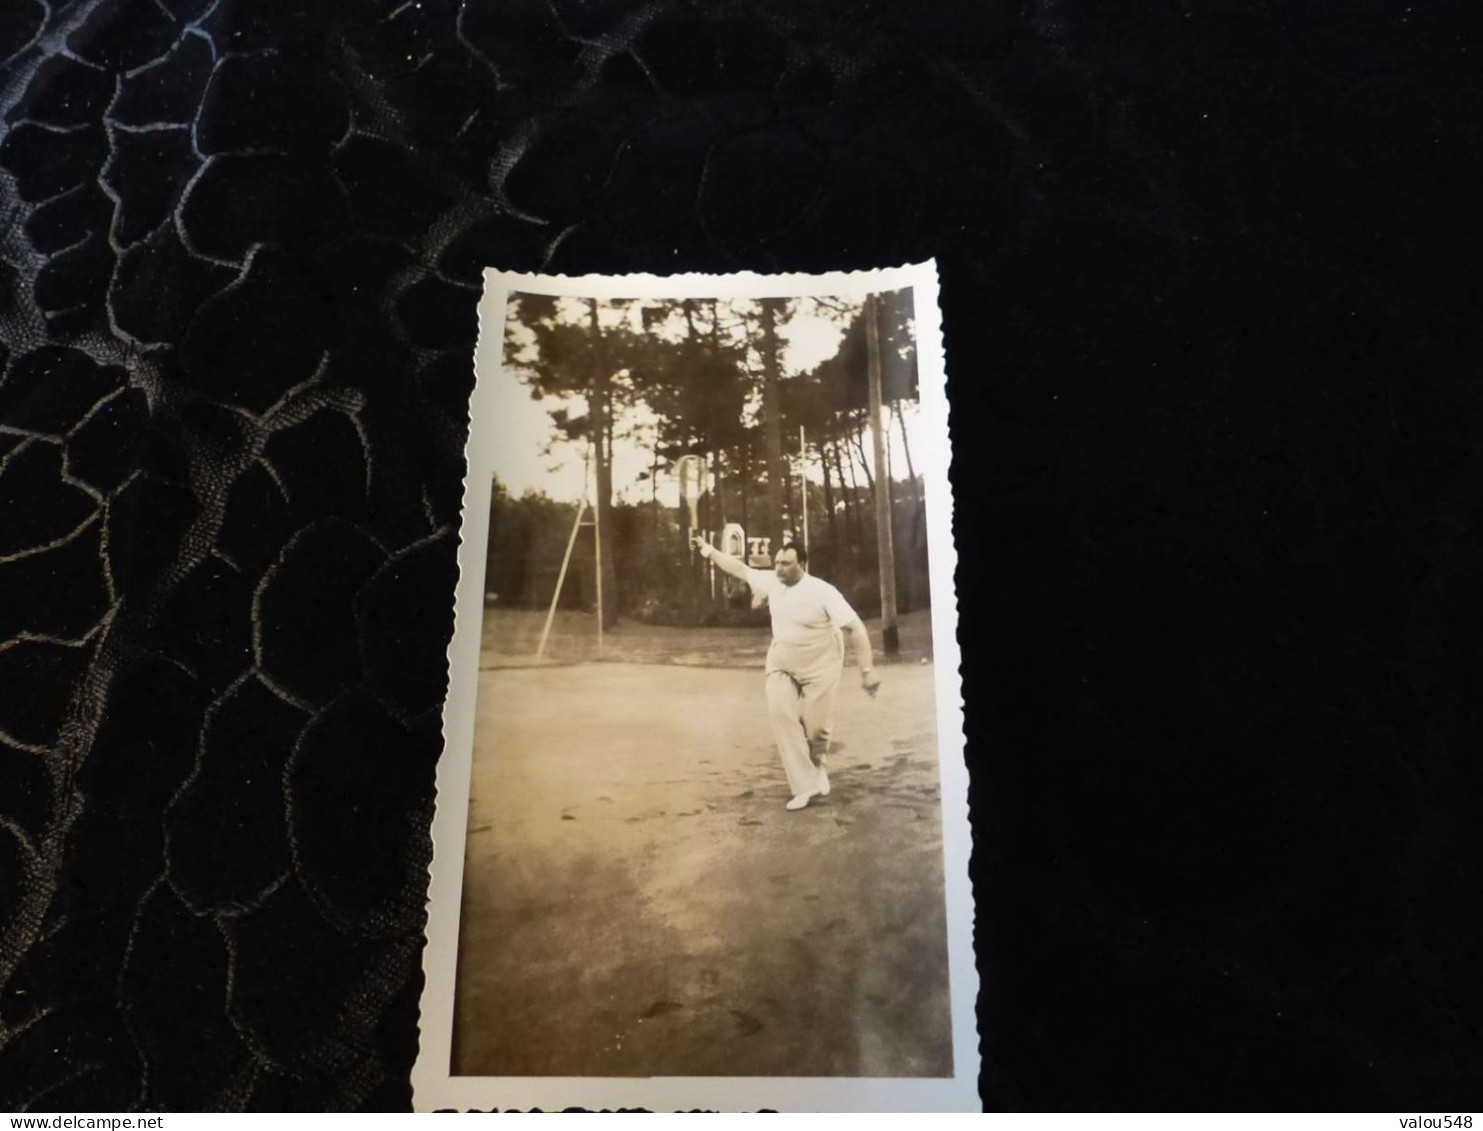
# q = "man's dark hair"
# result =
<box><xmin>778</xmin><ymin>542</ymin><xmax>808</xmax><ymax>566</ymax></box>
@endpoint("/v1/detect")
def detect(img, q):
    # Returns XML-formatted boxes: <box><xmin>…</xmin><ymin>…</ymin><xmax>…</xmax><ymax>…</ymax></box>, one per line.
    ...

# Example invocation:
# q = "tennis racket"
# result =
<box><xmin>676</xmin><ymin>454</ymin><xmax>704</xmax><ymax>535</ymax></box>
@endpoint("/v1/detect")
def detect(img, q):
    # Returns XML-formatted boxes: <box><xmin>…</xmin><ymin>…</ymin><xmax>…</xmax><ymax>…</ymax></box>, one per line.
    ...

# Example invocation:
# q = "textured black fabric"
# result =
<box><xmin>2</xmin><ymin>0</ymin><xmax>1480</xmax><ymax>1113</ymax></box>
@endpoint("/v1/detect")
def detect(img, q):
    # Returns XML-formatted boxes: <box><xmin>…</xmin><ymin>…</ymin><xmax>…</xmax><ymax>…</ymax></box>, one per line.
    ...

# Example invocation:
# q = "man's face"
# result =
<box><xmin>773</xmin><ymin>548</ymin><xmax>805</xmax><ymax>587</ymax></box>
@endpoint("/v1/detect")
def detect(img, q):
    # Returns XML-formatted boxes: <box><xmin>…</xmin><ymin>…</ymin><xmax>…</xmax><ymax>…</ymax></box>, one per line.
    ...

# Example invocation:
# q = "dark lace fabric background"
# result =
<box><xmin>1</xmin><ymin>0</ymin><xmax>1480</xmax><ymax>1113</ymax></box>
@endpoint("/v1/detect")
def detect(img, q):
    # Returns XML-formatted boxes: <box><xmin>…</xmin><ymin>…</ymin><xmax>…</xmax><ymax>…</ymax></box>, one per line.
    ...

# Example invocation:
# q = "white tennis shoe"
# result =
<box><xmin>786</xmin><ymin>773</ymin><xmax>830</xmax><ymax>810</ymax></box>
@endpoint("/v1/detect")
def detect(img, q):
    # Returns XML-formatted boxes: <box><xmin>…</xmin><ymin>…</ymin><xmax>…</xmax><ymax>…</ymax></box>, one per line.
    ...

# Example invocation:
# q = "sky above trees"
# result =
<box><xmin>492</xmin><ymin>293</ymin><xmax>924</xmax><ymax>507</ymax></box>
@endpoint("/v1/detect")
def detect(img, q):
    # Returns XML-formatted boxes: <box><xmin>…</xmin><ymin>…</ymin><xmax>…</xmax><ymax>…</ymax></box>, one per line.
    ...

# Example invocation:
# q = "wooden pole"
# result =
<box><xmin>592</xmin><ymin>447</ymin><xmax>604</xmax><ymax>653</ymax></box>
<box><xmin>864</xmin><ymin>294</ymin><xmax>899</xmax><ymax>656</ymax></box>
<box><xmin>759</xmin><ymin>298</ymin><xmax>787</xmax><ymax>548</ymax></box>
<box><xmin>537</xmin><ymin>496</ymin><xmax>587</xmax><ymax>660</ymax></box>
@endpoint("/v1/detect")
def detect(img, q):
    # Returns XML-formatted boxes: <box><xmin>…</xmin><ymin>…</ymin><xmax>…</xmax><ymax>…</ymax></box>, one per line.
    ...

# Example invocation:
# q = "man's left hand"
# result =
<box><xmin>860</xmin><ymin>669</ymin><xmax>881</xmax><ymax>697</ymax></box>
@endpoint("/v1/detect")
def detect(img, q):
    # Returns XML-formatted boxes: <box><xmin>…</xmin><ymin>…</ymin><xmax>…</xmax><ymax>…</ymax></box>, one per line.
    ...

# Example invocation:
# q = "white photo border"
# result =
<box><xmin>414</xmin><ymin>262</ymin><xmax>978</xmax><ymax>1113</ymax></box>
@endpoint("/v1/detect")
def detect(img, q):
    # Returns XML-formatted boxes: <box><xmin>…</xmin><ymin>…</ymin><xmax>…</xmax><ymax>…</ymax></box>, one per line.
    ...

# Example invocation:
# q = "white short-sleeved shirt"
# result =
<box><xmin>744</xmin><ymin>568</ymin><xmax>857</xmax><ymax>646</ymax></box>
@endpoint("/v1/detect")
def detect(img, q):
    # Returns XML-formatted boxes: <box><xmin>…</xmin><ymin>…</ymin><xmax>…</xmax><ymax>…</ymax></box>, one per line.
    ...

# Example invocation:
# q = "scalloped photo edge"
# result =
<box><xmin>414</xmin><ymin>262</ymin><xmax>977</xmax><ymax>1113</ymax></box>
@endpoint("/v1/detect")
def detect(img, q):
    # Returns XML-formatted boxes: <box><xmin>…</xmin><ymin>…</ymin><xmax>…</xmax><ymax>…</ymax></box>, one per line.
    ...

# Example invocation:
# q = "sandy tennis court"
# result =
<box><xmin>451</xmin><ymin>659</ymin><xmax>954</xmax><ymax>1079</ymax></box>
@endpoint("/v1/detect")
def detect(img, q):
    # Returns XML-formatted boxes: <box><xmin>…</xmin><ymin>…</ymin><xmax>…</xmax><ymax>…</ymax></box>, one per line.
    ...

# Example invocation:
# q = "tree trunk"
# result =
<box><xmin>758</xmin><ymin>298</ymin><xmax>788</xmax><ymax>549</ymax></box>
<box><xmin>588</xmin><ymin>299</ymin><xmax>618</xmax><ymax>629</ymax></box>
<box><xmin>883</xmin><ymin>408</ymin><xmax>905</xmax><ymax>609</ymax></box>
<box><xmin>865</xmin><ymin>294</ymin><xmax>899</xmax><ymax>655</ymax></box>
<box><xmin>851</xmin><ymin>423</ymin><xmax>875</xmax><ymax>494</ymax></box>
<box><xmin>711</xmin><ymin>447</ymin><xmax>723</xmax><ymax>604</ymax></box>
<box><xmin>892</xmin><ymin>399</ymin><xmax>920</xmax><ymax>504</ymax></box>
<box><xmin>709</xmin><ymin>299</ymin><xmax>726</xmax><ymax>529</ymax></box>
<box><xmin>892</xmin><ymin>399</ymin><xmax>926</xmax><ymax>609</ymax></box>
<box><xmin>837</xmin><ymin>436</ymin><xmax>862</xmax><ymax>552</ymax></box>
<box><xmin>820</xmin><ymin>435</ymin><xmax>838</xmax><ymax>568</ymax></box>
<box><xmin>651</xmin><ymin>434</ymin><xmax>660</xmax><ymax>537</ymax></box>
<box><xmin>877</xmin><ymin>403</ymin><xmax>913</xmax><ymax>610</ymax></box>
<box><xmin>739</xmin><ymin>446</ymin><xmax>751</xmax><ymax>539</ymax></box>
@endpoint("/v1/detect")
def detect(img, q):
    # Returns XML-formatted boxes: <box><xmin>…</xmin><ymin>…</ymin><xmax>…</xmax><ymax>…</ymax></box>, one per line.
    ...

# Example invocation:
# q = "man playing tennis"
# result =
<box><xmin>692</xmin><ymin>535</ymin><xmax>880</xmax><ymax>810</ymax></box>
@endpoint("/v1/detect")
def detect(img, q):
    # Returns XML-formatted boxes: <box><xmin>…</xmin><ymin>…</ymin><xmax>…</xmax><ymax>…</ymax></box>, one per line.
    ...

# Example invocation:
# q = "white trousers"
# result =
<box><xmin>765</xmin><ymin>637</ymin><xmax>843</xmax><ymax>797</ymax></box>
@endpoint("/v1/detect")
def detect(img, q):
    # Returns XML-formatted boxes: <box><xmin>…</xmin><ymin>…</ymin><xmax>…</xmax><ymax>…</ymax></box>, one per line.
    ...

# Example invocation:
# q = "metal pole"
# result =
<box><xmin>537</xmin><ymin>497</ymin><xmax>587</xmax><ymax>660</ymax></box>
<box><xmin>799</xmin><ymin>425</ymin><xmax>809</xmax><ymax>552</ymax></box>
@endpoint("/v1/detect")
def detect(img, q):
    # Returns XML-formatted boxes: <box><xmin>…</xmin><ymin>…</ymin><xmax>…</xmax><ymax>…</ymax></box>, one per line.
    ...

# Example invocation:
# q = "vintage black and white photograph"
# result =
<box><xmin>416</xmin><ymin>265</ymin><xmax>974</xmax><ymax>1112</ymax></box>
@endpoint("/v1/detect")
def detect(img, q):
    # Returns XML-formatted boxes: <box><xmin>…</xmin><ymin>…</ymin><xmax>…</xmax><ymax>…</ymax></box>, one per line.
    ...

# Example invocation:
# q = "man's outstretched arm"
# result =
<box><xmin>842</xmin><ymin>615</ymin><xmax>881</xmax><ymax>696</ymax></box>
<box><xmin>691</xmin><ymin>535</ymin><xmax>750</xmax><ymax>581</ymax></box>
